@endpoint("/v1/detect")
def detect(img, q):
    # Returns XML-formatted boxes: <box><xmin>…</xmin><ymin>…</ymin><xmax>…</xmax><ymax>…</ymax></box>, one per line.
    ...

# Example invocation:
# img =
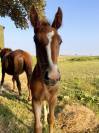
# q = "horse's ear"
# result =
<box><xmin>52</xmin><ymin>7</ymin><xmax>63</xmax><ymax>30</ymax></box>
<box><xmin>30</xmin><ymin>5</ymin><xmax>41</xmax><ymax>32</ymax></box>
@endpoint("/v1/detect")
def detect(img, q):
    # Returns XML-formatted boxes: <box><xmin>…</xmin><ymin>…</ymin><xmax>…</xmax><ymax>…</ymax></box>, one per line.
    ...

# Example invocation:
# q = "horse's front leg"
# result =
<box><xmin>1</xmin><ymin>70</ymin><xmax>5</xmax><ymax>85</ymax></box>
<box><xmin>48</xmin><ymin>96</ymin><xmax>57</xmax><ymax>133</ymax></box>
<box><xmin>12</xmin><ymin>76</ymin><xmax>15</xmax><ymax>91</ymax></box>
<box><xmin>27</xmin><ymin>79</ymin><xmax>31</xmax><ymax>101</ymax></box>
<box><xmin>0</xmin><ymin>70</ymin><xmax>5</xmax><ymax>92</ymax></box>
<box><xmin>43</xmin><ymin>101</ymin><xmax>48</xmax><ymax>126</ymax></box>
<box><xmin>32</xmin><ymin>100</ymin><xmax>42</xmax><ymax>133</ymax></box>
<box><xmin>26</xmin><ymin>72</ymin><xmax>32</xmax><ymax>101</ymax></box>
<box><xmin>27</xmin><ymin>84</ymin><xmax>31</xmax><ymax>101</ymax></box>
<box><xmin>15</xmin><ymin>75</ymin><xmax>22</xmax><ymax>96</ymax></box>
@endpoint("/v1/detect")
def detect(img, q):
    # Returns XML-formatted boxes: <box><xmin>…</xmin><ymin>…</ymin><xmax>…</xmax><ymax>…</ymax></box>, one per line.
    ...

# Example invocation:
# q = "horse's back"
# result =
<box><xmin>12</xmin><ymin>49</ymin><xmax>33</xmax><ymax>74</ymax></box>
<box><xmin>13</xmin><ymin>49</ymin><xmax>32</xmax><ymax>66</ymax></box>
<box><xmin>2</xmin><ymin>49</ymin><xmax>32</xmax><ymax>75</ymax></box>
<box><xmin>13</xmin><ymin>49</ymin><xmax>32</xmax><ymax>62</ymax></box>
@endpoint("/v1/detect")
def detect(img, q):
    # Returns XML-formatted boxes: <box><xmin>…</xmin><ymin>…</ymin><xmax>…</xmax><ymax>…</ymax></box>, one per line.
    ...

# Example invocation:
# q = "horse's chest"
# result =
<box><xmin>44</xmin><ymin>84</ymin><xmax>58</xmax><ymax>101</ymax></box>
<box><xmin>31</xmin><ymin>80</ymin><xmax>58</xmax><ymax>101</ymax></box>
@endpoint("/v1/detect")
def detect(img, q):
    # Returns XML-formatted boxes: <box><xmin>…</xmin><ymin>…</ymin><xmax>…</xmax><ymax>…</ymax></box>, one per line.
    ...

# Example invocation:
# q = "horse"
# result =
<box><xmin>30</xmin><ymin>5</ymin><xmax>63</xmax><ymax>133</ymax></box>
<box><xmin>0</xmin><ymin>48</ymin><xmax>33</xmax><ymax>100</ymax></box>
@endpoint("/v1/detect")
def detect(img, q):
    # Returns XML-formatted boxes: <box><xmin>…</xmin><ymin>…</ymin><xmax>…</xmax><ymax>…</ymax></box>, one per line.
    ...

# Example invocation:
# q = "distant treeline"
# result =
<box><xmin>68</xmin><ymin>56</ymin><xmax>99</xmax><ymax>61</ymax></box>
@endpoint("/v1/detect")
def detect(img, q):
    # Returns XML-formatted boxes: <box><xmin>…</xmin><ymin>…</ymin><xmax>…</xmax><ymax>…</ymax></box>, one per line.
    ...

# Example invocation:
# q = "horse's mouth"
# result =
<box><xmin>44</xmin><ymin>78</ymin><xmax>60</xmax><ymax>86</ymax></box>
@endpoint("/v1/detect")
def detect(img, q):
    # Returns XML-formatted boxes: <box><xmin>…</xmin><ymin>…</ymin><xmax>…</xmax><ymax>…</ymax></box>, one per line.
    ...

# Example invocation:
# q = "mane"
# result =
<box><xmin>0</xmin><ymin>48</ymin><xmax>12</xmax><ymax>58</ymax></box>
<box><xmin>3</xmin><ymin>48</ymin><xmax>12</xmax><ymax>52</ymax></box>
<box><xmin>41</xmin><ymin>21</ymin><xmax>50</xmax><ymax>26</ymax></box>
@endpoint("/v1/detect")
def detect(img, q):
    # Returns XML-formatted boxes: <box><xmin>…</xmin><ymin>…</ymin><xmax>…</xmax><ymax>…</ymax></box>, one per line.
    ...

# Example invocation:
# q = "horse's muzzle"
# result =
<box><xmin>44</xmin><ymin>70</ymin><xmax>61</xmax><ymax>86</ymax></box>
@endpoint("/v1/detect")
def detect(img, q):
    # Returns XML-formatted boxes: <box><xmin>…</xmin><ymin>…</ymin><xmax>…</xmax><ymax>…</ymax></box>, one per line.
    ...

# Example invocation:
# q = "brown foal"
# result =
<box><xmin>30</xmin><ymin>5</ymin><xmax>63</xmax><ymax>133</ymax></box>
<box><xmin>0</xmin><ymin>48</ymin><xmax>33</xmax><ymax>100</ymax></box>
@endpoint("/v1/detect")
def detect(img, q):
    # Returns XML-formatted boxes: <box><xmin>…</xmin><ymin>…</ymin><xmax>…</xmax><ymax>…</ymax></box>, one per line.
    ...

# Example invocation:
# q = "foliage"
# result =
<box><xmin>0</xmin><ymin>0</ymin><xmax>46</xmax><ymax>29</ymax></box>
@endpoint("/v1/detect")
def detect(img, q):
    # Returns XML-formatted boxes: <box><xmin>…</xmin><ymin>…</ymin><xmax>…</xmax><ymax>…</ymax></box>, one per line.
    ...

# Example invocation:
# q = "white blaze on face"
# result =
<box><xmin>46</xmin><ymin>31</ymin><xmax>56</xmax><ymax>68</ymax></box>
<box><xmin>46</xmin><ymin>31</ymin><xmax>59</xmax><ymax>79</ymax></box>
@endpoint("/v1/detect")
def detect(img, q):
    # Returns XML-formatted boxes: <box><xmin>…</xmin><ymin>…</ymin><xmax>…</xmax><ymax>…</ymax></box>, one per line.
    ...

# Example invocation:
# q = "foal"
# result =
<box><xmin>0</xmin><ymin>48</ymin><xmax>32</xmax><ymax>100</ymax></box>
<box><xmin>30</xmin><ymin>6</ymin><xmax>63</xmax><ymax>133</ymax></box>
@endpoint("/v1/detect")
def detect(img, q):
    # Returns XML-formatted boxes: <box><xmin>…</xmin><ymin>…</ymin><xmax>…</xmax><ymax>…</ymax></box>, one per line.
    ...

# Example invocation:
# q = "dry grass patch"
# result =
<box><xmin>57</xmin><ymin>104</ymin><xmax>99</xmax><ymax>133</ymax></box>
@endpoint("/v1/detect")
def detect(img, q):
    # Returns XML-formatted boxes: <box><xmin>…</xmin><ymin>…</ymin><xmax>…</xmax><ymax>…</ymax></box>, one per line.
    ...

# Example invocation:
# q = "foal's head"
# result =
<box><xmin>30</xmin><ymin>6</ymin><xmax>63</xmax><ymax>86</ymax></box>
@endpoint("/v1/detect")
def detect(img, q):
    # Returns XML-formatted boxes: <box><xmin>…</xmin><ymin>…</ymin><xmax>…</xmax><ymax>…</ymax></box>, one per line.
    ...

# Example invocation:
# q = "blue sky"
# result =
<box><xmin>0</xmin><ymin>0</ymin><xmax>99</xmax><ymax>55</ymax></box>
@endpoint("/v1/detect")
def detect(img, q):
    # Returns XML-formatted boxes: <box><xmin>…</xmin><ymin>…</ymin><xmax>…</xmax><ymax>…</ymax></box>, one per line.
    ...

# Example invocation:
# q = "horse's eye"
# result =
<box><xmin>34</xmin><ymin>35</ymin><xmax>40</xmax><ymax>44</ymax></box>
<box><xmin>59</xmin><ymin>39</ymin><xmax>62</xmax><ymax>45</ymax></box>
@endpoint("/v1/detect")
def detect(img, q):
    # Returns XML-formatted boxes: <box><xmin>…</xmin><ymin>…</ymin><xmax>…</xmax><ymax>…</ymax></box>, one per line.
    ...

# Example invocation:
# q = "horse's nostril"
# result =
<box><xmin>44</xmin><ymin>71</ymin><xmax>49</xmax><ymax>80</ymax></box>
<box><xmin>44</xmin><ymin>71</ymin><xmax>61</xmax><ymax>81</ymax></box>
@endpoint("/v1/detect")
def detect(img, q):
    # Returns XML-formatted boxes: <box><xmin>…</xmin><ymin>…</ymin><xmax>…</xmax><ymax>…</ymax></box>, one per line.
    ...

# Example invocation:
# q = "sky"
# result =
<box><xmin>0</xmin><ymin>0</ymin><xmax>99</xmax><ymax>55</ymax></box>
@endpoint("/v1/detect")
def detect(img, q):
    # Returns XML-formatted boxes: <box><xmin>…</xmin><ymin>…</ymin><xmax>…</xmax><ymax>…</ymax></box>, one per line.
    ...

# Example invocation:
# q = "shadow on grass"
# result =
<box><xmin>55</xmin><ymin>104</ymin><xmax>64</xmax><ymax>119</ymax></box>
<box><xmin>0</xmin><ymin>83</ymin><xmax>33</xmax><ymax>113</ymax></box>
<box><xmin>0</xmin><ymin>103</ymin><xmax>34</xmax><ymax>133</ymax></box>
<box><xmin>0</xmin><ymin>100</ymin><xmax>51</xmax><ymax>133</ymax></box>
<box><xmin>0</xmin><ymin>83</ymin><xmax>61</xmax><ymax>133</ymax></box>
<box><xmin>0</xmin><ymin>83</ymin><xmax>29</xmax><ymax>104</ymax></box>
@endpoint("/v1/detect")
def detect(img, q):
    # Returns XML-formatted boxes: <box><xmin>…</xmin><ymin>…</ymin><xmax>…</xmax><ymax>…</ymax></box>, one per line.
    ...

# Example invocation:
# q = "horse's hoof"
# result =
<box><xmin>19</xmin><ymin>92</ymin><xmax>22</xmax><ymax>96</ymax></box>
<box><xmin>12</xmin><ymin>89</ymin><xmax>15</xmax><ymax>92</ymax></box>
<box><xmin>0</xmin><ymin>88</ymin><xmax>3</xmax><ymax>94</ymax></box>
<box><xmin>18</xmin><ymin>95</ymin><xmax>23</xmax><ymax>101</ymax></box>
<box><xmin>34</xmin><ymin>127</ymin><xmax>42</xmax><ymax>133</ymax></box>
<box><xmin>0</xmin><ymin>86</ymin><xmax>5</xmax><ymax>93</ymax></box>
<box><xmin>28</xmin><ymin>97</ymin><xmax>31</xmax><ymax>101</ymax></box>
<box><xmin>43</xmin><ymin>122</ymin><xmax>48</xmax><ymax>129</ymax></box>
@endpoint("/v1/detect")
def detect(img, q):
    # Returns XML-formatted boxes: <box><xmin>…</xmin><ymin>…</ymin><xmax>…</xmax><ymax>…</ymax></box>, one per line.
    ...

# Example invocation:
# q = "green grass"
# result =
<box><xmin>0</xmin><ymin>56</ymin><xmax>99</xmax><ymax>132</ymax></box>
<box><xmin>59</xmin><ymin>58</ymin><xmax>99</xmax><ymax>117</ymax></box>
<box><xmin>68</xmin><ymin>56</ymin><xmax>99</xmax><ymax>61</ymax></box>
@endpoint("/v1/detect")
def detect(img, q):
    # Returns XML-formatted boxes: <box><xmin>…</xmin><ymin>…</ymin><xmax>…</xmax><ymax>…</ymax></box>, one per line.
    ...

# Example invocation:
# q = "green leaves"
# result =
<box><xmin>0</xmin><ymin>0</ymin><xmax>46</xmax><ymax>29</ymax></box>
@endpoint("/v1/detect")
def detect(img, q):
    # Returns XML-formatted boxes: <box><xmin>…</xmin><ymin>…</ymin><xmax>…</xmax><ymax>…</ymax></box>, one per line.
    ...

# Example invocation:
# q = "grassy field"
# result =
<box><xmin>59</xmin><ymin>56</ymin><xmax>99</xmax><ymax>117</ymax></box>
<box><xmin>0</xmin><ymin>56</ymin><xmax>99</xmax><ymax>133</ymax></box>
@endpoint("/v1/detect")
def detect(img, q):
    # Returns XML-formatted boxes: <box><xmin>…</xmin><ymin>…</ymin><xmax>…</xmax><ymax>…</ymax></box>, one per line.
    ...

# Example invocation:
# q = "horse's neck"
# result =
<box><xmin>34</xmin><ymin>60</ymin><xmax>47</xmax><ymax>79</ymax></box>
<box><xmin>32</xmin><ymin>63</ymin><xmax>42</xmax><ymax>79</ymax></box>
<box><xmin>35</xmin><ymin>63</ymin><xmax>41</xmax><ymax>71</ymax></box>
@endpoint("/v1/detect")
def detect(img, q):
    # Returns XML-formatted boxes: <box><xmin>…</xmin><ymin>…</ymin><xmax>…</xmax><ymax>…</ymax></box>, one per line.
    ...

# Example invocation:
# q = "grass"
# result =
<box><xmin>68</xmin><ymin>56</ymin><xmax>99</xmax><ymax>61</ymax></box>
<box><xmin>0</xmin><ymin>56</ymin><xmax>99</xmax><ymax>132</ymax></box>
<box><xmin>59</xmin><ymin>57</ymin><xmax>99</xmax><ymax>117</ymax></box>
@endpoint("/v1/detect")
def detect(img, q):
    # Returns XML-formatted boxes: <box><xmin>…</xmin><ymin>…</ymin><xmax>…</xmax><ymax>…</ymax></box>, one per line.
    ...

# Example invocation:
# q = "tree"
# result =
<box><xmin>0</xmin><ymin>0</ymin><xmax>46</xmax><ymax>29</ymax></box>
